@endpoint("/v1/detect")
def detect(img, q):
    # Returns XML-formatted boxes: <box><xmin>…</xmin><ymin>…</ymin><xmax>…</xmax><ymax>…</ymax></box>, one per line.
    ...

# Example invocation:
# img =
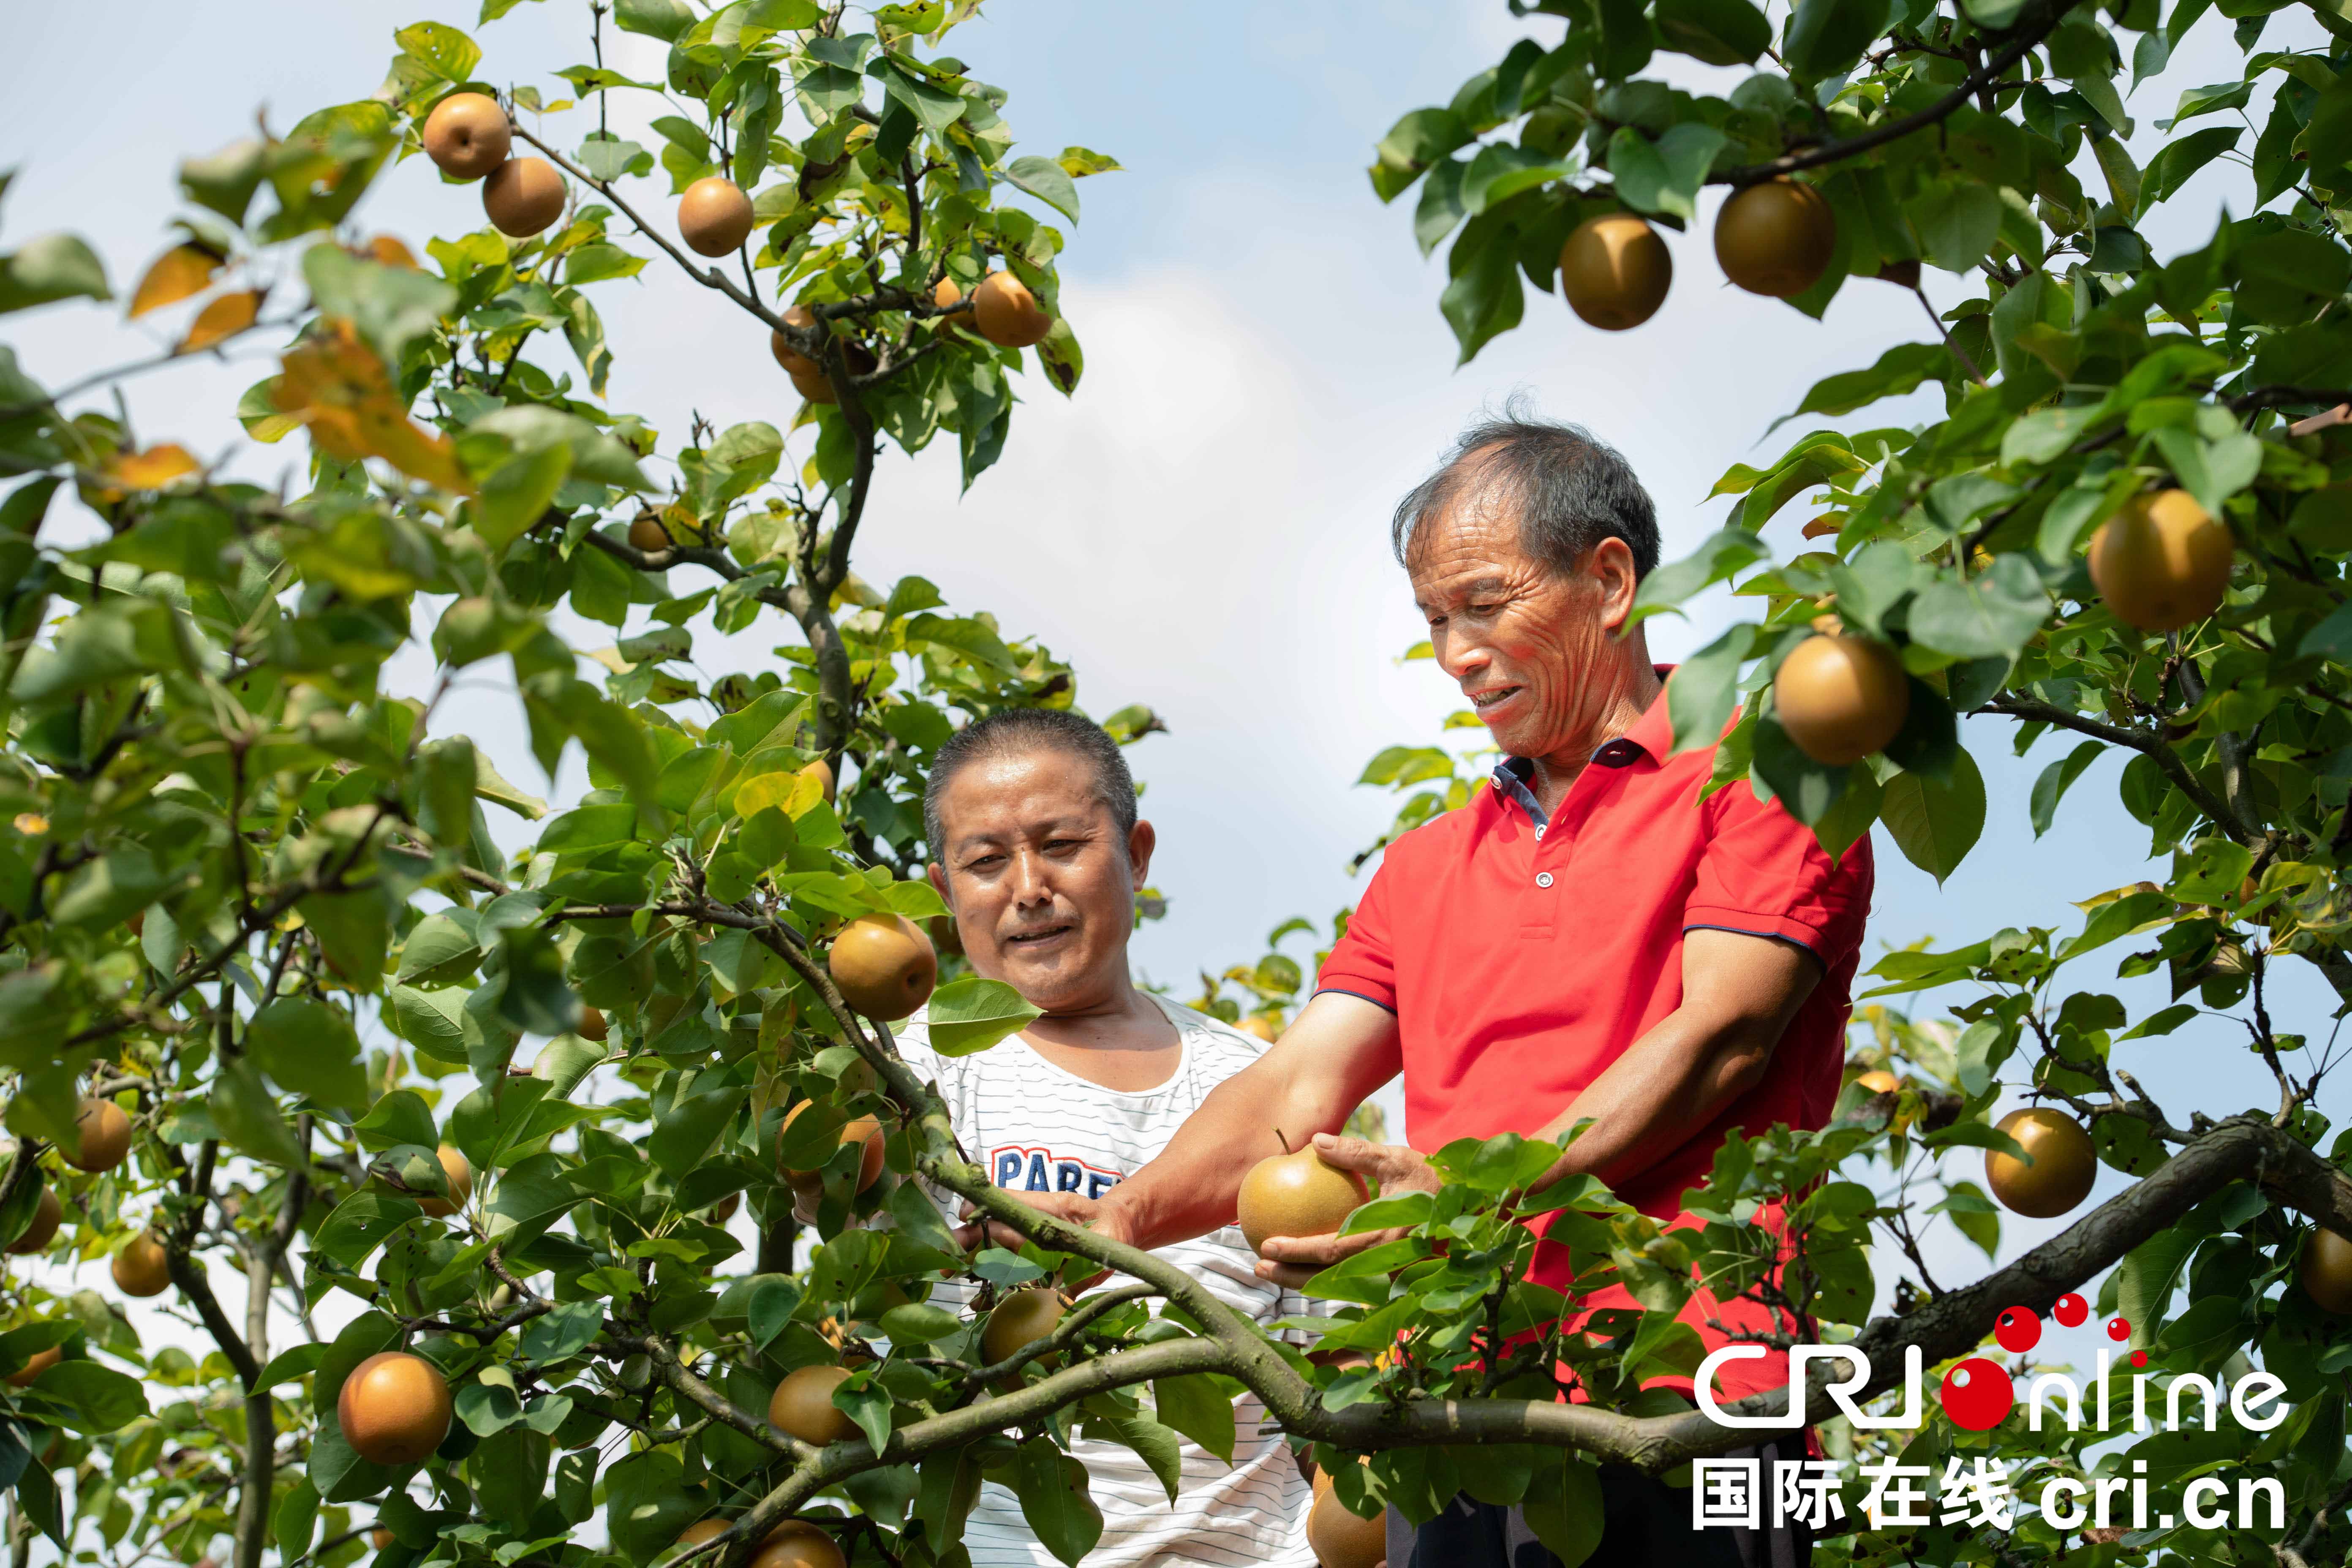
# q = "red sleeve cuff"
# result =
<box><xmin>1682</xmin><ymin>904</ymin><xmax>1848</xmax><ymax>964</ymax></box>
<box><xmin>1311</xmin><ymin>972</ymin><xmax>1398</xmax><ymax>1013</ymax></box>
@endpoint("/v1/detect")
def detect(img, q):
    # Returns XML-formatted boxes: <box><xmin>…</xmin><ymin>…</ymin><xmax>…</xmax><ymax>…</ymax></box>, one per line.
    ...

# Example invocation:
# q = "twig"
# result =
<box><xmin>1711</xmin><ymin>1</ymin><xmax>2067</xmax><ymax>186</ymax></box>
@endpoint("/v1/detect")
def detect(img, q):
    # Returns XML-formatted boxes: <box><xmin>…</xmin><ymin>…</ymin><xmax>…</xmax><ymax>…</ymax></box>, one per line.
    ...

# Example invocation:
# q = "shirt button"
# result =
<box><xmin>1535</xmin><ymin>872</ymin><xmax>1554</xmax><ymax>888</ymax></box>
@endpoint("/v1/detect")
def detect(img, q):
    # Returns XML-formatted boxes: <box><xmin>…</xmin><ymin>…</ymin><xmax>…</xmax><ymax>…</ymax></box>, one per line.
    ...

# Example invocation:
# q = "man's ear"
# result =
<box><xmin>1128</xmin><ymin>819</ymin><xmax>1157</xmax><ymax>886</ymax></box>
<box><xmin>1590</xmin><ymin>536</ymin><xmax>1641</xmax><ymax>634</ymax></box>
<box><xmin>926</xmin><ymin>860</ymin><xmax>952</xmax><ymax>909</ymax></box>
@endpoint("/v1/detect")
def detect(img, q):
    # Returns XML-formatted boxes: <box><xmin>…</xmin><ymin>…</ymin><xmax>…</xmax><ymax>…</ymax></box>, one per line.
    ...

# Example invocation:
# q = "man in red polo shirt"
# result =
<box><xmin>994</xmin><ymin>414</ymin><xmax>1871</xmax><ymax>1566</ymax></box>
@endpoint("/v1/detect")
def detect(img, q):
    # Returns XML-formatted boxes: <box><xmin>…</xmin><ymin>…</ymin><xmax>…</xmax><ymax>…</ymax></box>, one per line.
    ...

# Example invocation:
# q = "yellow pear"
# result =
<box><xmin>1236</xmin><ymin>1143</ymin><xmax>1367</xmax><ymax>1255</ymax></box>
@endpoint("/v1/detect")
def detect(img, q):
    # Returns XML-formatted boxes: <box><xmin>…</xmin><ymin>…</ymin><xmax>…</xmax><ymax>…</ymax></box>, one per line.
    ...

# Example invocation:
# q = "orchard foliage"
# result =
<box><xmin>1352</xmin><ymin>0</ymin><xmax>2352</xmax><ymax>1557</ymax></box>
<box><xmin>2</xmin><ymin>0</ymin><xmax>2351</xmax><ymax>1564</ymax></box>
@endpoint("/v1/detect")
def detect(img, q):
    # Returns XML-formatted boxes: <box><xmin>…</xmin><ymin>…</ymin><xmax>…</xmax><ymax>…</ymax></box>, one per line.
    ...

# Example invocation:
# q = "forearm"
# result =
<box><xmin>1532</xmin><ymin>1007</ymin><xmax>1778</xmax><ymax>1190</ymax></box>
<box><xmin>1101</xmin><ymin>994</ymin><xmax>1396</xmax><ymax>1251</ymax></box>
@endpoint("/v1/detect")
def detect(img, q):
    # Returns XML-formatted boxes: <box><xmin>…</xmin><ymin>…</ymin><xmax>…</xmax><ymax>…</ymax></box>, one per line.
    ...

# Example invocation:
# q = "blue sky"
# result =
<box><xmin>4</xmin><ymin>0</ymin><xmax>2334</xmax><ymax>1291</ymax></box>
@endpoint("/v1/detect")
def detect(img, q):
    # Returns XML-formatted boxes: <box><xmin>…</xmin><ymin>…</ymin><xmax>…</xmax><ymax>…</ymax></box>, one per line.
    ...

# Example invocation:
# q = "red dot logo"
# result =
<box><xmin>2053</xmin><ymin>1293</ymin><xmax>2088</xmax><ymax>1327</ymax></box>
<box><xmin>2130</xmin><ymin>1350</ymin><xmax>2148</xmax><ymax>1368</ymax></box>
<box><xmin>1993</xmin><ymin>1305</ymin><xmax>2041</xmax><ymax>1353</ymax></box>
<box><xmin>2106</xmin><ymin>1316</ymin><xmax>2132</xmax><ymax>1342</ymax></box>
<box><xmin>1939</xmin><ymin>1357</ymin><xmax>2016</xmax><ymax>1431</ymax></box>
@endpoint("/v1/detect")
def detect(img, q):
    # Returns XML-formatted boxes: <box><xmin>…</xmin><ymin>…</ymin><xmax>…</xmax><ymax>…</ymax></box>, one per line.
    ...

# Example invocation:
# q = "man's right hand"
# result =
<box><xmin>951</xmin><ymin>1189</ymin><xmax>1123</xmax><ymax>1255</ymax></box>
<box><xmin>1251</xmin><ymin>1132</ymin><xmax>1437</xmax><ymax>1290</ymax></box>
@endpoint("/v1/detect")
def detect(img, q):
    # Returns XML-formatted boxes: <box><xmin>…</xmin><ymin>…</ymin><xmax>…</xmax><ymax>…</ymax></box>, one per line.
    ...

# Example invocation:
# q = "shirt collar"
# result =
<box><xmin>1489</xmin><ymin>666</ymin><xmax>1678</xmax><ymax>827</ymax></box>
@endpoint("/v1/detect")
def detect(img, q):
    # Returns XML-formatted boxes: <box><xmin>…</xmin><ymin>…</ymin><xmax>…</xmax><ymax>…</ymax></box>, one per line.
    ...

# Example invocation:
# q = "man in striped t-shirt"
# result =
<box><xmin>902</xmin><ymin>708</ymin><xmax>1319</xmax><ymax>1568</ymax></box>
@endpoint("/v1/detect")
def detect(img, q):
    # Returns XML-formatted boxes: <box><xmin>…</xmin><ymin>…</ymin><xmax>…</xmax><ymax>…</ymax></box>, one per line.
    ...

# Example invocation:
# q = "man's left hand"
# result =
<box><xmin>1251</xmin><ymin>1133</ymin><xmax>1437</xmax><ymax>1290</ymax></box>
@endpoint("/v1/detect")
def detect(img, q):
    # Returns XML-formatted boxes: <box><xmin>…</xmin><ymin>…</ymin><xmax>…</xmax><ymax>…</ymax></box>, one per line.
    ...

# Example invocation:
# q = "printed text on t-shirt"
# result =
<box><xmin>991</xmin><ymin>1144</ymin><xmax>1122</xmax><ymax>1198</ymax></box>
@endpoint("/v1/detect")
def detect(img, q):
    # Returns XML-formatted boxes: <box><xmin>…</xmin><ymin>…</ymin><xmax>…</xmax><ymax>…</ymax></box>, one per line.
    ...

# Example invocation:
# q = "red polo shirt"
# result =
<box><xmin>1316</xmin><ymin>670</ymin><xmax>1871</xmax><ymax>1402</ymax></box>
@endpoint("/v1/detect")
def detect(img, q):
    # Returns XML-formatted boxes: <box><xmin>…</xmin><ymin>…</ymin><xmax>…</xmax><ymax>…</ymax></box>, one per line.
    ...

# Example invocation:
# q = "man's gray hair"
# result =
<box><xmin>1391</xmin><ymin>402</ymin><xmax>1662</xmax><ymax>580</ymax></box>
<box><xmin>922</xmin><ymin>708</ymin><xmax>1138</xmax><ymax>860</ymax></box>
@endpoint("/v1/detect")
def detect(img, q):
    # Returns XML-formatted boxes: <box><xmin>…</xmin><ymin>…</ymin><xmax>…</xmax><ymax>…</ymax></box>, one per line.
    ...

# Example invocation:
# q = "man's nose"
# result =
<box><xmin>1438</xmin><ymin>629</ymin><xmax>1489</xmax><ymax>684</ymax></box>
<box><xmin>1006</xmin><ymin>847</ymin><xmax>1053</xmax><ymax>905</ymax></box>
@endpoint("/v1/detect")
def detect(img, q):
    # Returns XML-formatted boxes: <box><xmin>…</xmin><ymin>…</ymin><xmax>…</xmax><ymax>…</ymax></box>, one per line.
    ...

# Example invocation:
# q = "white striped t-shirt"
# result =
<box><xmin>892</xmin><ymin>993</ymin><xmax>1319</xmax><ymax>1568</ymax></box>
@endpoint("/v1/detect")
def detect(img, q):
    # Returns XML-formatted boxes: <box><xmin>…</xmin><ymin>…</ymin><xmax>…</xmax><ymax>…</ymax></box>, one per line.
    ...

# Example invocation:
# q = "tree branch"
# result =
<box><xmin>1712</xmin><ymin>0</ymin><xmax>2066</xmax><ymax>187</ymax></box>
<box><xmin>1980</xmin><ymin>692</ymin><xmax>2245</xmax><ymax>841</ymax></box>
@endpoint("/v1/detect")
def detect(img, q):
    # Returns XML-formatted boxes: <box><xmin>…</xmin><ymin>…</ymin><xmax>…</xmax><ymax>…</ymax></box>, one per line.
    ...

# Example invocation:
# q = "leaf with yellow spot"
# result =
<box><xmin>177</xmin><ymin>289</ymin><xmax>265</xmax><ymax>353</ymax></box>
<box><xmin>107</xmin><ymin>445</ymin><xmax>202</xmax><ymax>492</ymax></box>
<box><xmin>270</xmin><ymin>318</ymin><xmax>470</xmax><ymax>493</ymax></box>
<box><xmin>735</xmin><ymin>763</ymin><xmax>827</xmax><ymax>820</ymax></box>
<box><xmin>128</xmin><ymin>244</ymin><xmax>225</xmax><ymax>318</ymax></box>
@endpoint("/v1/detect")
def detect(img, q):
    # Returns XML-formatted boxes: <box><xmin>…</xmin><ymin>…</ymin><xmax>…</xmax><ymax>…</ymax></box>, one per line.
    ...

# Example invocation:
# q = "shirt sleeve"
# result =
<box><xmin>1685</xmin><ymin>782</ymin><xmax>1873</xmax><ymax>970</ymax></box>
<box><xmin>1313</xmin><ymin>851</ymin><xmax>1400</xmax><ymax>1012</ymax></box>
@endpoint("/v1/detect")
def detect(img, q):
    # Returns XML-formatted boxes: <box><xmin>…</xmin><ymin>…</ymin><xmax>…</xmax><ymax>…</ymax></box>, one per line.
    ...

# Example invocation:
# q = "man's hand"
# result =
<box><xmin>952</xmin><ymin>1189</ymin><xmax>1113</xmax><ymax>1253</ymax></box>
<box><xmin>1251</xmin><ymin>1132</ymin><xmax>1437</xmax><ymax>1290</ymax></box>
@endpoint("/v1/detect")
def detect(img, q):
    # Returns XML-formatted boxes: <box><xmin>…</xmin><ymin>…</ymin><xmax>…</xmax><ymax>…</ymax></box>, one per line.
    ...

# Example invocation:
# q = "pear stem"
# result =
<box><xmin>1274</xmin><ymin>1128</ymin><xmax>1292</xmax><ymax>1156</ymax></box>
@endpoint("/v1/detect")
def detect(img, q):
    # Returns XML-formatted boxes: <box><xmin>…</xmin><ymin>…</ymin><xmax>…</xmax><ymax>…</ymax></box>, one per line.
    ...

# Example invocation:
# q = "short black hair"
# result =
<box><xmin>1391</xmin><ymin>403</ymin><xmax>1661</xmax><ymax>581</ymax></box>
<box><xmin>922</xmin><ymin>708</ymin><xmax>1138</xmax><ymax>860</ymax></box>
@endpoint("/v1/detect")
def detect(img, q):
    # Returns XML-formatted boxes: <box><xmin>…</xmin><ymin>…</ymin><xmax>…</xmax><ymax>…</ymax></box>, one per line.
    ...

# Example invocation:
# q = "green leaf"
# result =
<box><xmin>2028</xmin><ymin>740</ymin><xmax>2102</xmax><ymax>837</ymax></box>
<box><xmin>180</xmin><ymin>140</ymin><xmax>270</xmax><ymax>225</ymax></box>
<box><xmin>923</xmin><ymin>976</ymin><xmax>1043</xmax><ymax>1056</ymax></box>
<box><xmin>1438</xmin><ymin>223</ymin><xmax>1524</xmax><ymax>364</ymax></box>
<box><xmin>1630</xmin><ymin>530</ymin><xmax>1768</xmax><ymax>622</ymax></box>
<box><xmin>1783</xmin><ymin>0</ymin><xmax>1892</xmax><ymax>79</ymax></box>
<box><xmin>36</xmin><ymin>1361</ymin><xmax>148</xmax><ymax>1434</ymax></box>
<box><xmin>245</xmin><ymin>996</ymin><xmax>370</xmax><ymax>1112</ymax></box>
<box><xmin>472</xmin><ymin>443</ymin><xmax>572</xmax><ymax>551</ymax></box>
<box><xmin>519</xmin><ymin>1300</ymin><xmax>604</xmax><ymax>1365</ymax></box>
<box><xmin>904</xmin><ymin>613</ymin><xmax>1020</xmax><ymax>672</ymax></box>
<box><xmin>615</xmin><ymin>0</ymin><xmax>694</xmax><ymax>35</ymax></box>
<box><xmin>1775</xmin><ymin>343</ymin><xmax>1949</xmax><ymax>427</ymax></box>
<box><xmin>210</xmin><ymin>1058</ymin><xmax>302</xmax><ymax>1166</ymax></box>
<box><xmin>1522</xmin><ymin>1454</ymin><xmax>1606</xmax><ymax>1568</ymax></box>
<box><xmin>607</xmin><ymin>1457</ymin><xmax>696</xmax><ymax>1561</ymax></box>
<box><xmin>1003</xmin><ymin>155</ymin><xmax>1081</xmax><ymax>222</ymax></box>
<box><xmin>393</xmin><ymin>21</ymin><xmax>481</xmax><ymax>84</ymax></box>
<box><xmin>1654</xmin><ymin>0</ymin><xmax>1772</xmax><ymax>64</ymax></box>
<box><xmin>1608</xmin><ymin>124</ymin><xmax>1726</xmax><ymax>221</ymax></box>
<box><xmin>887</xmin><ymin>1177</ymin><xmax>961</xmax><ymax>1257</ymax></box>
<box><xmin>878</xmin><ymin>1301</ymin><xmax>961</xmax><ymax>1344</ymax></box>
<box><xmin>1750</xmin><ymin>718</ymin><xmax>1849</xmax><ymax>825</ymax></box>
<box><xmin>256</xmin><ymin>1342</ymin><xmax>329</xmax><ymax>1389</ymax></box>
<box><xmin>0</xmin><ymin>234</ymin><xmax>111</xmax><ymax>316</ymax></box>
<box><xmin>302</xmin><ymin>243</ymin><xmax>457</xmax><ymax>368</ymax></box>
<box><xmin>1906</xmin><ymin>556</ymin><xmax>2049</xmax><ymax>660</ymax></box>
<box><xmin>273</xmin><ymin>1477</ymin><xmax>319</xmax><ymax>1555</ymax></box>
<box><xmin>1370</xmin><ymin>107</ymin><xmax>1469</xmax><ymax>201</ymax></box>
<box><xmin>1929</xmin><ymin>1179</ymin><xmax>2001</xmax><ymax>1259</ymax></box>
<box><xmin>1665</xmin><ymin>631</ymin><xmax>1756</xmax><ymax>755</ymax></box>
<box><xmin>1879</xmin><ymin>750</ymin><xmax>1986</xmax><ymax>884</ymax></box>
<box><xmin>1911</xmin><ymin>181</ymin><xmax>2003</xmax><ymax>272</ymax></box>
<box><xmin>649</xmin><ymin>1081</ymin><xmax>745</xmax><ymax>1176</ymax></box>
<box><xmin>2139</xmin><ymin>125</ymin><xmax>2241</xmax><ymax>213</ymax></box>
<box><xmin>355</xmin><ymin>1089</ymin><xmax>440</xmax><ymax>1153</ymax></box>
<box><xmin>311</xmin><ymin>1192</ymin><xmax>422</xmax><ymax>1268</ymax></box>
<box><xmin>1010</xmin><ymin>1442</ymin><xmax>1102</xmax><ymax>1567</ymax></box>
<box><xmin>1151</xmin><ymin>1374</ymin><xmax>1234</xmax><ymax>1462</ymax></box>
<box><xmin>1081</xmin><ymin>1416</ymin><xmax>1183</xmax><ymax>1505</ymax></box>
<box><xmin>2303</xmin><ymin>70</ymin><xmax>2352</xmax><ymax>180</ymax></box>
<box><xmin>455</xmin><ymin>1377</ymin><xmax>523</xmax><ymax>1437</ymax></box>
